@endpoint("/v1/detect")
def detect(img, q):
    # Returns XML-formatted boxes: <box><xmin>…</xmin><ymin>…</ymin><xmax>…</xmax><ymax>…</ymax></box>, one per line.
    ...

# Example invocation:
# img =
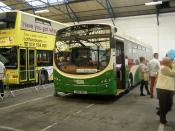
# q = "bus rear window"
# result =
<box><xmin>0</xmin><ymin>12</ymin><xmax>17</xmax><ymax>29</ymax></box>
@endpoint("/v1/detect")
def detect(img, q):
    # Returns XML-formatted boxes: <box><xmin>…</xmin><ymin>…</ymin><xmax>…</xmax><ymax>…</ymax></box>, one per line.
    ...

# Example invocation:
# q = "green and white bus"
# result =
<box><xmin>53</xmin><ymin>24</ymin><xmax>152</xmax><ymax>96</ymax></box>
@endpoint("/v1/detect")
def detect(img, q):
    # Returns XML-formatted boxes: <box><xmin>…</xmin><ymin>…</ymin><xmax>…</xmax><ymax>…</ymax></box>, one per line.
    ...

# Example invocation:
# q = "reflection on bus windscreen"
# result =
<box><xmin>54</xmin><ymin>24</ymin><xmax>111</xmax><ymax>74</ymax></box>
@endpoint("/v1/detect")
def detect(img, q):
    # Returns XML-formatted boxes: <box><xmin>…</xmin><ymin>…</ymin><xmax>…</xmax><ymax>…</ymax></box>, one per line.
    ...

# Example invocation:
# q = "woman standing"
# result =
<box><xmin>156</xmin><ymin>57</ymin><xmax>175</xmax><ymax>125</ymax></box>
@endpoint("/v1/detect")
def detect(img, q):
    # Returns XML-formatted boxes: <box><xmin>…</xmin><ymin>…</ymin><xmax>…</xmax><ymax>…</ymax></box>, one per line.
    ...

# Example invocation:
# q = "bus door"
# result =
<box><xmin>116</xmin><ymin>40</ymin><xmax>125</xmax><ymax>89</ymax></box>
<box><xmin>19</xmin><ymin>48</ymin><xmax>27</xmax><ymax>82</ymax></box>
<box><xmin>28</xmin><ymin>48</ymin><xmax>36</xmax><ymax>81</ymax></box>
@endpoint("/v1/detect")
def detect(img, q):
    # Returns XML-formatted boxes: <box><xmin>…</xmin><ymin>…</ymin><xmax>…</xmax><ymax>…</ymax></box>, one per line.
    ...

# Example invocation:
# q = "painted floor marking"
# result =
<box><xmin>86</xmin><ymin>104</ymin><xmax>95</xmax><ymax>109</ymax></box>
<box><xmin>0</xmin><ymin>125</ymin><xmax>24</xmax><ymax>131</ymax></box>
<box><xmin>63</xmin><ymin>116</ymin><xmax>71</xmax><ymax>121</ymax></box>
<box><xmin>0</xmin><ymin>95</ymin><xmax>52</xmax><ymax>111</ymax></box>
<box><xmin>10</xmin><ymin>84</ymin><xmax>52</xmax><ymax>92</ymax></box>
<box><xmin>74</xmin><ymin>110</ymin><xmax>82</xmax><ymax>114</ymax></box>
<box><xmin>40</xmin><ymin>123</ymin><xmax>57</xmax><ymax>131</ymax></box>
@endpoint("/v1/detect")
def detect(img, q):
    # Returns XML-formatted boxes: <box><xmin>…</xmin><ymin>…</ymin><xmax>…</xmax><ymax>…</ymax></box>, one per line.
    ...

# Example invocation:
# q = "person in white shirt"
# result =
<box><xmin>148</xmin><ymin>53</ymin><xmax>160</xmax><ymax>98</ymax></box>
<box><xmin>0</xmin><ymin>60</ymin><xmax>5</xmax><ymax>97</ymax></box>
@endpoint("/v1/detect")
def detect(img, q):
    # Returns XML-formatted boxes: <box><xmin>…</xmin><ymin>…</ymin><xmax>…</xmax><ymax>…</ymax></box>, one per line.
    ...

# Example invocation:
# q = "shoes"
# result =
<box><xmin>140</xmin><ymin>94</ymin><xmax>145</xmax><ymax>96</ymax></box>
<box><xmin>158</xmin><ymin>123</ymin><xmax>165</xmax><ymax>131</ymax></box>
<box><xmin>160</xmin><ymin>121</ymin><xmax>169</xmax><ymax>126</ymax></box>
<box><xmin>165</xmin><ymin>120</ymin><xmax>169</xmax><ymax>126</ymax></box>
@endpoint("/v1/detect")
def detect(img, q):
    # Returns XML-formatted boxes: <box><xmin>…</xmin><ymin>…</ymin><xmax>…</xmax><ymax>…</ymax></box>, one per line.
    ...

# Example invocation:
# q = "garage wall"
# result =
<box><xmin>74</xmin><ymin>12</ymin><xmax>175</xmax><ymax>59</ymax></box>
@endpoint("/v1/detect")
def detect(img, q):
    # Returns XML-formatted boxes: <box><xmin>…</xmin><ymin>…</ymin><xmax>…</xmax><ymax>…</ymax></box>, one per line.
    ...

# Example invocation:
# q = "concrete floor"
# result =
<box><xmin>0</xmin><ymin>84</ymin><xmax>174</xmax><ymax>131</ymax></box>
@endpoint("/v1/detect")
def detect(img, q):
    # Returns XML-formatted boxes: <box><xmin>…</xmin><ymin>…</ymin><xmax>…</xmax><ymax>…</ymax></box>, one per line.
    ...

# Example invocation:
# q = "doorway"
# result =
<box><xmin>19</xmin><ymin>48</ymin><xmax>36</xmax><ymax>82</ymax></box>
<box><xmin>116</xmin><ymin>40</ymin><xmax>125</xmax><ymax>89</ymax></box>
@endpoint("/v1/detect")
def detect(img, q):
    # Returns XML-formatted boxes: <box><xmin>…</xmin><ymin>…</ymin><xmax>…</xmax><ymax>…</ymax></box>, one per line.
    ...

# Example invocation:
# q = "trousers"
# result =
<box><xmin>150</xmin><ymin>76</ymin><xmax>156</xmax><ymax>97</ymax></box>
<box><xmin>140</xmin><ymin>80</ymin><xmax>150</xmax><ymax>95</ymax></box>
<box><xmin>0</xmin><ymin>80</ymin><xmax>4</xmax><ymax>97</ymax></box>
<box><xmin>157</xmin><ymin>88</ymin><xmax>174</xmax><ymax>124</ymax></box>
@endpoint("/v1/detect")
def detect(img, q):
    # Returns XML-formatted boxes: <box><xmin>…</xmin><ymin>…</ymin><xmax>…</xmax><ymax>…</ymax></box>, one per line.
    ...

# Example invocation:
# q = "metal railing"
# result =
<box><xmin>0</xmin><ymin>68</ymin><xmax>53</xmax><ymax>101</ymax></box>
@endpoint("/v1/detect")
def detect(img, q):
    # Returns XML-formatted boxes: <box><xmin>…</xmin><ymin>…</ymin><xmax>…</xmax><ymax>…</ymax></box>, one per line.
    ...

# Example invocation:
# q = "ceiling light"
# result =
<box><xmin>35</xmin><ymin>9</ymin><xmax>49</xmax><ymax>14</ymax></box>
<box><xmin>145</xmin><ymin>1</ymin><xmax>162</xmax><ymax>6</ymax></box>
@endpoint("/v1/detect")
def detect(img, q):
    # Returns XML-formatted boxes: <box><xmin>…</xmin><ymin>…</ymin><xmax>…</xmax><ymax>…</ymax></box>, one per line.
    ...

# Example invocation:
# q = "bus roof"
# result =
<box><xmin>1</xmin><ymin>10</ymin><xmax>68</xmax><ymax>27</ymax></box>
<box><xmin>53</xmin><ymin>22</ymin><xmax>151</xmax><ymax>49</ymax></box>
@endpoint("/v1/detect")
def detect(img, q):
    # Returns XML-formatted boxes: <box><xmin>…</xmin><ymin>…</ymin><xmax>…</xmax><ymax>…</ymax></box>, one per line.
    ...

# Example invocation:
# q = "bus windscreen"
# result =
<box><xmin>54</xmin><ymin>24</ymin><xmax>111</xmax><ymax>74</ymax></box>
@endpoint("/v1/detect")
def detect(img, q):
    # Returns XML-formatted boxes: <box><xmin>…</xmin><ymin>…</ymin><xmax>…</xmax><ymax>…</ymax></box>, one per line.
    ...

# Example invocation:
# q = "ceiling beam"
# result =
<box><xmin>153</xmin><ymin>0</ymin><xmax>160</xmax><ymax>26</ymax></box>
<box><xmin>22</xmin><ymin>0</ymin><xmax>78</xmax><ymax>22</ymax></box>
<box><xmin>24</xmin><ymin>0</ymin><xmax>36</xmax><ymax>14</ymax></box>
<box><xmin>96</xmin><ymin>0</ymin><xmax>115</xmax><ymax>25</ymax></box>
<box><xmin>64</xmin><ymin>0</ymin><xmax>79</xmax><ymax>24</ymax></box>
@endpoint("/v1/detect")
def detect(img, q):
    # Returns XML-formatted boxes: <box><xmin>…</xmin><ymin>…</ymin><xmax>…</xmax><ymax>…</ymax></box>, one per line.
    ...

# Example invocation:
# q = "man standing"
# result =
<box><xmin>0</xmin><ymin>60</ymin><xmax>5</xmax><ymax>98</ymax></box>
<box><xmin>148</xmin><ymin>53</ymin><xmax>160</xmax><ymax>98</ymax></box>
<box><xmin>139</xmin><ymin>57</ymin><xmax>150</xmax><ymax>96</ymax></box>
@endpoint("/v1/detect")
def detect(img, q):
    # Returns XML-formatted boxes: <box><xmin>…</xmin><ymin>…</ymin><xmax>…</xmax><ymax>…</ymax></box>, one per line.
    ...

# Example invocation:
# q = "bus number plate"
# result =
<box><xmin>75</xmin><ymin>80</ymin><xmax>84</xmax><ymax>84</ymax></box>
<box><xmin>74</xmin><ymin>90</ymin><xmax>87</xmax><ymax>94</ymax></box>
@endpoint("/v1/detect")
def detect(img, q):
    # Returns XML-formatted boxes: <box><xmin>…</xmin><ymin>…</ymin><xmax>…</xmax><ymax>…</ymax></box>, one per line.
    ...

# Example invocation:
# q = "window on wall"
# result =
<box><xmin>25</xmin><ymin>0</ymin><xmax>65</xmax><ymax>7</ymax></box>
<box><xmin>37</xmin><ymin>50</ymin><xmax>53</xmax><ymax>66</ymax></box>
<box><xmin>0</xmin><ymin>2</ymin><xmax>11</xmax><ymax>13</ymax></box>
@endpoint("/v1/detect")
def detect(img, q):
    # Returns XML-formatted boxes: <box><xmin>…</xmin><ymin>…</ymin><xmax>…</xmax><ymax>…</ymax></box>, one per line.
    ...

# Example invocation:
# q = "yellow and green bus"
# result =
<box><xmin>0</xmin><ymin>11</ymin><xmax>66</xmax><ymax>85</ymax></box>
<box><xmin>53</xmin><ymin>24</ymin><xmax>152</xmax><ymax>96</ymax></box>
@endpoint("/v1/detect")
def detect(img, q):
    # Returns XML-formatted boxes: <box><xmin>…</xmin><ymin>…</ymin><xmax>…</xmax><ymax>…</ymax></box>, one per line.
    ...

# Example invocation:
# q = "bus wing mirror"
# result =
<box><xmin>114</xmin><ymin>27</ymin><xmax>117</xmax><ymax>33</ymax></box>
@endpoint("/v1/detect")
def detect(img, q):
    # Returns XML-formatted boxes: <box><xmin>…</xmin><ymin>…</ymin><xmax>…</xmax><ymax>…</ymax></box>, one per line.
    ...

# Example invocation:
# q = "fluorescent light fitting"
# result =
<box><xmin>35</xmin><ymin>9</ymin><xmax>49</xmax><ymax>14</ymax></box>
<box><xmin>145</xmin><ymin>1</ymin><xmax>162</xmax><ymax>6</ymax></box>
